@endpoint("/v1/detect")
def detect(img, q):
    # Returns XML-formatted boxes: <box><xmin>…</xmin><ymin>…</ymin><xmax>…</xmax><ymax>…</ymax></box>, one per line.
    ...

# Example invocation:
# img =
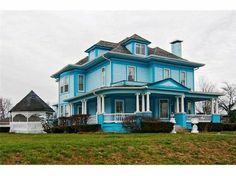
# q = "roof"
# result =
<box><xmin>10</xmin><ymin>91</ymin><xmax>55</xmax><ymax>112</ymax></box>
<box><xmin>76</xmin><ymin>34</ymin><xmax>186</xmax><ymax>64</ymax></box>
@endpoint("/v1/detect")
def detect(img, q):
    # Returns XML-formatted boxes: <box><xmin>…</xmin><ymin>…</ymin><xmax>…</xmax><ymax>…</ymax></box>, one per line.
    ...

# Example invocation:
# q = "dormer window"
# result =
<box><xmin>135</xmin><ymin>43</ymin><xmax>146</xmax><ymax>55</ymax></box>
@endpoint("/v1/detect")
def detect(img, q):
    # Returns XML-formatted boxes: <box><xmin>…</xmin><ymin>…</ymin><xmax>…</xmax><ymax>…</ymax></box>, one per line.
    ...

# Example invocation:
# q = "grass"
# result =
<box><xmin>0</xmin><ymin>132</ymin><xmax>236</xmax><ymax>164</ymax></box>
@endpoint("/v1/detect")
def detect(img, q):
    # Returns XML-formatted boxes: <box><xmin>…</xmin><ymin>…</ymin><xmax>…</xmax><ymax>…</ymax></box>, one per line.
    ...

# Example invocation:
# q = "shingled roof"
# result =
<box><xmin>75</xmin><ymin>34</ymin><xmax>185</xmax><ymax>65</ymax></box>
<box><xmin>10</xmin><ymin>91</ymin><xmax>54</xmax><ymax>112</ymax></box>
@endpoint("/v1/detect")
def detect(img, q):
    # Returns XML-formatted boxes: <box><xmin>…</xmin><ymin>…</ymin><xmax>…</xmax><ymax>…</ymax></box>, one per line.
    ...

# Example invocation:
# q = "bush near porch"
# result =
<box><xmin>198</xmin><ymin>122</ymin><xmax>236</xmax><ymax>132</ymax></box>
<box><xmin>0</xmin><ymin>132</ymin><xmax>236</xmax><ymax>164</ymax></box>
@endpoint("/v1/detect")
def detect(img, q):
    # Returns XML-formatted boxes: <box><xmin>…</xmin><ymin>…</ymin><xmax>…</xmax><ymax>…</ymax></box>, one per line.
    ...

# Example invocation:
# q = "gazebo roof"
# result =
<box><xmin>10</xmin><ymin>90</ymin><xmax>54</xmax><ymax>113</ymax></box>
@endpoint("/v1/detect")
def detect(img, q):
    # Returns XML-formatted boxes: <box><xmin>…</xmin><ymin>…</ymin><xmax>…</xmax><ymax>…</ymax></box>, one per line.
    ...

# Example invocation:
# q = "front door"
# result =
<box><xmin>159</xmin><ymin>99</ymin><xmax>169</xmax><ymax>119</ymax></box>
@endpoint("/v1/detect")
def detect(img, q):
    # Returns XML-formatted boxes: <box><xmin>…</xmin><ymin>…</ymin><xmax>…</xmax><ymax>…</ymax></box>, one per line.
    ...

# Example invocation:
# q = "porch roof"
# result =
<box><xmin>64</xmin><ymin>81</ymin><xmax>222</xmax><ymax>103</ymax></box>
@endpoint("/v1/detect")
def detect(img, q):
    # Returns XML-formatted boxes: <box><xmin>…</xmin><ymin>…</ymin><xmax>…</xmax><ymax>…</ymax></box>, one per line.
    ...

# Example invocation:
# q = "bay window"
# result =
<box><xmin>60</xmin><ymin>76</ymin><xmax>69</xmax><ymax>93</ymax></box>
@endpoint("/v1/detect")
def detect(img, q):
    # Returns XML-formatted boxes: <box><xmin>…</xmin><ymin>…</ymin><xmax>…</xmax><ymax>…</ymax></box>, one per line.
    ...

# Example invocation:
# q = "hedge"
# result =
<box><xmin>139</xmin><ymin>121</ymin><xmax>173</xmax><ymax>133</ymax></box>
<box><xmin>0</xmin><ymin>127</ymin><xmax>10</xmax><ymax>132</ymax></box>
<box><xmin>49</xmin><ymin>124</ymin><xmax>101</xmax><ymax>133</ymax></box>
<box><xmin>198</xmin><ymin>123</ymin><xmax>236</xmax><ymax>132</ymax></box>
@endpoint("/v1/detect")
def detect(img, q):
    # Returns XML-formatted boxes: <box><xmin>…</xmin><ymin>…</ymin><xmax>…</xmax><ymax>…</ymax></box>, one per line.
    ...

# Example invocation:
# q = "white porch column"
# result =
<box><xmin>84</xmin><ymin>100</ymin><xmax>87</xmax><ymax>114</ymax></box>
<box><xmin>146</xmin><ymin>92</ymin><xmax>151</xmax><ymax>112</ymax></box>
<box><xmin>211</xmin><ymin>98</ymin><xmax>215</xmax><ymax>114</ymax></box>
<box><xmin>215</xmin><ymin>98</ymin><xmax>219</xmax><ymax>114</ymax></box>
<box><xmin>101</xmin><ymin>95</ymin><xmax>105</xmax><ymax>113</ymax></box>
<box><xmin>142</xmin><ymin>94</ymin><xmax>145</xmax><ymax>112</ymax></box>
<box><xmin>181</xmin><ymin>95</ymin><xmax>185</xmax><ymax>113</ymax></box>
<box><xmin>96</xmin><ymin>96</ymin><xmax>101</xmax><ymax>114</ymax></box>
<box><xmin>135</xmin><ymin>93</ymin><xmax>140</xmax><ymax>113</ymax></box>
<box><xmin>176</xmin><ymin>96</ymin><xmax>179</xmax><ymax>113</ymax></box>
<box><xmin>81</xmin><ymin>100</ymin><xmax>85</xmax><ymax>114</ymax></box>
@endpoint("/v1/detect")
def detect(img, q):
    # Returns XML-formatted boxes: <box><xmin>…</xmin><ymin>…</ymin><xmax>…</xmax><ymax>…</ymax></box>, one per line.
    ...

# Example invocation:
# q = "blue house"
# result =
<box><xmin>51</xmin><ymin>34</ymin><xmax>221</xmax><ymax>132</ymax></box>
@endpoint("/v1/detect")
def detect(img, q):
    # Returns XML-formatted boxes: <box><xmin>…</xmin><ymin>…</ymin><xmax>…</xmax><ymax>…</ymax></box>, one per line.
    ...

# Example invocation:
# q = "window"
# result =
<box><xmin>180</xmin><ymin>71</ymin><xmax>186</xmax><ymax>86</ymax></box>
<box><xmin>78</xmin><ymin>75</ymin><xmax>84</xmax><ymax>91</ymax></box>
<box><xmin>135</xmin><ymin>43</ymin><xmax>146</xmax><ymax>55</ymax></box>
<box><xmin>64</xmin><ymin>77</ymin><xmax>69</xmax><ymax>92</ymax></box>
<box><xmin>65</xmin><ymin>105</ymin><xmax>70</xmax><ymax>117</ymax></box>
<box><xmin>60</xmin><ymin>106</ymin><xmax>64</xmax><ymax>116</ymax></box>
<box><xmin>115</xmin><ymin>100</ymin><xmax>124</xmax><ymax>113</ymax></box>
<box><xmin>164</xmin><ymin>69</ymin><xmax>170</xmax><ymax>79</ymax></box>
<box><xmin>101</xmin><ymin>67</ymin><xmax>105</xmax><ymax>86</ymax></box>
<box><xmin>60</xmin><ymin>76</ymin><xmax>69</xmax><ymax>93</ymax></box>
<box><xmin>128</xmin><ymin>66</ymin><xmax>136</xmax><ymax>81</ymax></box>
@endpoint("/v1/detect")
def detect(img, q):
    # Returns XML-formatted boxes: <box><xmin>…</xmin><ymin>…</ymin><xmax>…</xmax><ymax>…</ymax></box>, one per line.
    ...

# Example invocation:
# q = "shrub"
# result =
<box><xmin>0</xmin><ymin>127</ymin><xmax>10</xmax><ymax>132</ymax></box>
<box><xmin>229</xmin><ymin>110</ymin><xmax>236</xmax><ymax>123</ymax></box>
<box><xmin>51</xmin><ymin>126</ymin><xmax>65</xmax><ymax>133</ymax></box>
<box><xmin>139</xmin><ymin>121</ymin><xmax>173</xmax><ymax>133</ymax></box>
<box><xmin>77</xmin><ymin>124</ymin><xmax>101</xmax><ymax>132</ymax></box>
<box><xmin>222</xmin><ymin>123</ymin><xmax>236</xmax><ymax>131</ymax></box>
<box><xmin>198</xmin><ymin>123</ymin><xmax>222</xmax><ymax>132</ymax></box>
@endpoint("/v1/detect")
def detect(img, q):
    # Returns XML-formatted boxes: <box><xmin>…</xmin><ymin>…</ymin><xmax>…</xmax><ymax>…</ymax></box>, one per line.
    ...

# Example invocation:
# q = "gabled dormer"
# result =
<box><xmin>85</xmin><ymin>40</ymin><xmax>117</xmax><ymax>61</ymax></box>
<box><xmin>123</xmin><ymin>34</ymin><xmax>151</xmax><ymax>56</ymax></box>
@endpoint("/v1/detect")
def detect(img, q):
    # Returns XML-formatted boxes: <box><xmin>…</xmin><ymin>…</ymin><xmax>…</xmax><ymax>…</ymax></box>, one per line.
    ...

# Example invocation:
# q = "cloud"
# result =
<box><xmin>0</xmin><ymin>11</ymin><xmax>236</xmax><ymax>104</ymax></box>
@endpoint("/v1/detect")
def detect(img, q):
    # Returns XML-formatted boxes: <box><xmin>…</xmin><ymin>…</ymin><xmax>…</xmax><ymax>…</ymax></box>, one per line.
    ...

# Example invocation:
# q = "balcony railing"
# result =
<box><xmin>104</xmin><ymin>113</ymin><xmax>135</xmax><ymax>123</ymax></box>
<box><xmin>187</xmin><ymin>114</ymin><xmax>212</xmax><ymax>123</ymax></box>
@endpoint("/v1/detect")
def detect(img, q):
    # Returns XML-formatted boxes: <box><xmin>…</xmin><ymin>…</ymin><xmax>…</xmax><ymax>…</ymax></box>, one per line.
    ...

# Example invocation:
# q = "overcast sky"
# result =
<box><xmin>0</xmin><ymin>11</ymin><xmax>236</xmax><ymax>105</ymax></box>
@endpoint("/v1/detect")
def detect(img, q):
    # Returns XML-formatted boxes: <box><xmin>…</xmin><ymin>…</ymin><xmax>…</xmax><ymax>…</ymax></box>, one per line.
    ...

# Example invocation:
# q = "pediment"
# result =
<box><xmin>148</xmin><ymin>78</ymin><xmax>190</xmax><ymax>92</ymax></box>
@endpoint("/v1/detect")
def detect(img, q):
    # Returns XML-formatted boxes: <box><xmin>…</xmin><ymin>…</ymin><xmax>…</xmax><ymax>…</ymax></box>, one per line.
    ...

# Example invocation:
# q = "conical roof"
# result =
<box><xmin>10</xmin><ymin>90</ymin><xmax>54</xmax><ymax>112</ymax></box>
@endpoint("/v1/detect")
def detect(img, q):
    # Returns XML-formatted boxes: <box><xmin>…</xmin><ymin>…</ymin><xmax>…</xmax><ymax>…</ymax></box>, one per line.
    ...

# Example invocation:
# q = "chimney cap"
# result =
<box><xmin>170</xmin><ymin>40</ymin><xmax>183</xmax><ymax>44</ymax></box>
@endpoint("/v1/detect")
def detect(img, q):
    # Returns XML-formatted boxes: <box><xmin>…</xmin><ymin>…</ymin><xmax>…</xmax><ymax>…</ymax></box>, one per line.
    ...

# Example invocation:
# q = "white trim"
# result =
<box><xmin>127</xmin><ymin>65</ymin><xmax>136</xmax><ymax>81</ymax></box>
<box><xmin>159</xmin><ymin>99</ymin><xmax>169</xmax><ymax>119</ymax></box>
<box><xmin>114</xmin><ymin>99</ymin><xmax>124</xmax><ymax>113</ymax></box>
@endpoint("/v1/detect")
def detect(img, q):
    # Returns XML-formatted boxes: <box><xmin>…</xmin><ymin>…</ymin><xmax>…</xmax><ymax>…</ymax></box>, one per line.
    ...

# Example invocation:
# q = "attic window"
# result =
<box><xmin>135</xmin><ymin>43</ymin><xmax>146</xmax><ymax>55</ymax></box>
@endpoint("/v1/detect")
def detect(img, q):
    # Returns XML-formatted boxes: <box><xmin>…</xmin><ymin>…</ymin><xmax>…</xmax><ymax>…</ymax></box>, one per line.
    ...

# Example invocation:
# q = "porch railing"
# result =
<box><xmin>87</xmin><ymin>115</ymin><xmax>98</xmax><ymax>124</ymax></box>
<box><xmin>104</xmin><ymin>113</ymin><xmax>135</xmax><ymax>123</ymax></box>
<box><xmin>187</xmin><ymin>114</ymin><xmax>212</xmax><ymax>123</ymax></box>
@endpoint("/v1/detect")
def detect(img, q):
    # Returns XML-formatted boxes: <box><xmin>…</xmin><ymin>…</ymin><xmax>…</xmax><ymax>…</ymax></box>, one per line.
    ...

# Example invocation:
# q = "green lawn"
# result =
<box><xmin>0</xmin><ymin>132</ymin><xmax>236</xmax><ymax>164</ymax></box>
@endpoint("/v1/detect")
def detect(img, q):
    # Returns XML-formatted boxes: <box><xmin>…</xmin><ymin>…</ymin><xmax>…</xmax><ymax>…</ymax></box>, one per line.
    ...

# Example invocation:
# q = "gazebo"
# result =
<box><xmin>9</xmin><ymin>90</ymin><xmax>54</xmax><ymax>133</ymax></box>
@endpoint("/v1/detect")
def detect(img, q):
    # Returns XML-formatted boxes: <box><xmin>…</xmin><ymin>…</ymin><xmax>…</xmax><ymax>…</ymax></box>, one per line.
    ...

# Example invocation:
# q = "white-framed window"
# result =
<box><xmin>101</xmin><ymin>67</ymin><xmax>106</xmax><ymax>86</ymax></box>
<box><xmin>135</xmin><ymin>43</ymin><xmax>146</xmax><ymax>55</ymax></box>
<box><xmin>128</xmin><ymin>66</ymin><xmax>136</xmax><ymax>81</ymax></box>
<box><xmin>115</xmin><ymin>100</ymin><xmax>124</xmax><ymax>113</ymax></box>
<box><xmin>78</xmin><ymin>74</ymin><xmax>84</xmax><ymax>91</ymax></box>
<box><xmin>164</xmin><ymin>68</ymin><xmax>170</xmax><ymax>79</ymax></box>
<box><xmin>60</xmin><ymin>105</ymin><xmax>64</xmax><ymax>116</ymax></box>
<box><xmin>60</xmin><ymin>76</ymin><xmax>69</xmax><ymax>93</ymax></box>
<box><xmin>65</xmin><ymin>105</ymin><xmax>70</xmax><ymax>117</ymax></box>
<box><xmin>180</xmin><ymin>71</ymin><xmax>186</xmax><ymax>86</ymax></box>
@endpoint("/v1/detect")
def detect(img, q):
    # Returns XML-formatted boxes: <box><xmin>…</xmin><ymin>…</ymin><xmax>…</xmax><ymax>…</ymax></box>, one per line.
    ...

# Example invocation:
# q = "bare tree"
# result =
<box><xmin>196</xmin><ymin>77</ymin><xmax>216</xmax><ymax>114</ymax></box>
<box><xmin>0</xmin><ymin>97</ymin><xmax>12</xmax><ymax>119</ymax></box>
<box><xmin>218</xmin><ymin>82</ymin><xmax>236</xmax><ymax>114</ymax></box>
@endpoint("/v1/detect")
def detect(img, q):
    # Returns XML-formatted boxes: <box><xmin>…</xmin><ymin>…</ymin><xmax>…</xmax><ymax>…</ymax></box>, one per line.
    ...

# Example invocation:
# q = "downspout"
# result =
<box><xmin>102</xmin><ymin>55</ymin><xmax>112</xmax><ymax>85</ymax></box>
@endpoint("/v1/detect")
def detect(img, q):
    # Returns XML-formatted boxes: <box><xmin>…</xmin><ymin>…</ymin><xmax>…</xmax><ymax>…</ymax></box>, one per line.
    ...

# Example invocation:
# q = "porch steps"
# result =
<box><xmin>101</xmin><ymin>123</ymin><xmax>127</xmax><ymax>133</ymax></box>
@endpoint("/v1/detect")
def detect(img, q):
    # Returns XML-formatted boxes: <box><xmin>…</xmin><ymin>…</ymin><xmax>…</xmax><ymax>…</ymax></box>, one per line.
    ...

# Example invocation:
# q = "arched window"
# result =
<box><xmin>13</xmin><ymin>114</ymin><xmax>27</xmax><ymax>122</ymax></box>
<box><xmin>28</xmin><ymin>115</ymin><xmax>41</xmax><ymax>122</ymax></box>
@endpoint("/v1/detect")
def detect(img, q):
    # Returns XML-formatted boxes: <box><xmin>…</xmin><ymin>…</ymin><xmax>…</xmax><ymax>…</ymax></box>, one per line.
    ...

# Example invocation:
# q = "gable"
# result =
<box><xmin>148</xmin><ymin>78</ymin><xmax>190</xmax><ymax>92</ymax></box>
